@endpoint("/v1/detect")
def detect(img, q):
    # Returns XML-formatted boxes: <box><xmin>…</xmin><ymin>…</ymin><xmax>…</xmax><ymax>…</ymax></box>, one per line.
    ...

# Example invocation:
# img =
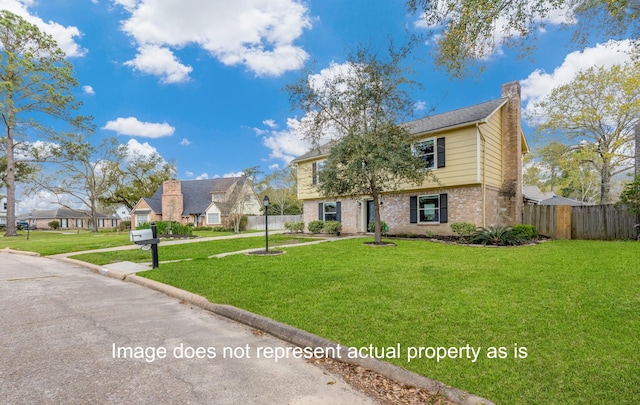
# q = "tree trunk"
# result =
<box><xmin>600</xmin><ymin>166</ymin><xmax>611</xmax><ymax>204</ymax></box>
<box><xmin>4</xmin><ymin>126</ymin><xmax>17</xmax><ymax>237</ymax></box>
<box><xmin>372</xmin><ymin>192</ymin><xmax>382</xmax><ymax>244</ymax></box>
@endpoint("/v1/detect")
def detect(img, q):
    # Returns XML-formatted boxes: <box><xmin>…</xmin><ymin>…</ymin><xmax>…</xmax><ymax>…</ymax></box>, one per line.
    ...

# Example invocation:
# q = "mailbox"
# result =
<box><xmin>130</xmin><ymin>229</ymin><xmax>154</xmax><ymax>244</ymax></box>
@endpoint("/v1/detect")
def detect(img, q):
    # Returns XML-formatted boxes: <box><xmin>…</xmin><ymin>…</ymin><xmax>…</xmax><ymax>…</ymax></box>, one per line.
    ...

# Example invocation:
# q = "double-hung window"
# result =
<box><xmin>136</xmin><ymin>214</ymin><xmax>148</xmax><ymax>227</ymax></box>
<box><xmin>323</xmin><ymin>202</ymin><xmax>337</xmax><ymax>221</ymax></box>
<box><xmin>414</xmin><ymin>139</ymin><xmax>435</xmax><ymax>169</ymax></box>
<box><xmin>410</xmin><ymin>194</ymin><xmax>448</xmax><ymax>224</ymax></box>
<box><xmin>311</xmin><ymin>160</ymin><xmax>325</xmax><ymax>185</ymax></box>
<box><xmin>418</xmin><ymin>195</ymin><xmax>440</xmax><ymax>223</ymax></box>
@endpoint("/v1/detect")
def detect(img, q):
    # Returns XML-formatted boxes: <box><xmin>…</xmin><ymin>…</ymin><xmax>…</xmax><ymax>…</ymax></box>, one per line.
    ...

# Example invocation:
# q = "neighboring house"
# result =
<box><xmin>130</xmin><ymin>177</ymin><xmax>262</xmax><ymax>229</ymax></box>
<box><xmin>291</xmin><ymin>82</ymin><xmax>530</xmax><ymax>235</ymax></box>
<box><xmin>17</xmin><ymin>208</ymin><xmax>120</xmax><ymax>230</ymax></box>
<box><xmin>115</xmin><ymin>205</ymin><xmax>131</xmax><ymax>221</ymax></box>
<box><xmin>523</xmin><ymin>185</ymin><xmax>592</xmax><ymax>206</ymax></box>
<box><xmin>0</xmin><ymin>194</ymin><xmax>20</xmax><ymax>228</ymax></box>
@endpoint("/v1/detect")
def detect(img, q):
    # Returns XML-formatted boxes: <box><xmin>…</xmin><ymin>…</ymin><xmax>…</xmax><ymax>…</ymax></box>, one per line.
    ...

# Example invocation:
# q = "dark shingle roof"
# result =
<box><xmin>149</xmin><ymin>177</ymin><xmax>244</xmax><ymax>216</ymax></box>
<box><xmin>292</xmin><ymin>98</ymin><xmax>507</xmax><ymax>163</ymax></box>
<box><xmin>18</xmin><ymin>208</ymin><xmax>117</xmax><ymax>219</ymax></box>
<box><xmin>404</xmin><ymin>98</ymin><xmax>507</xmax><ymax>134</ymax></box>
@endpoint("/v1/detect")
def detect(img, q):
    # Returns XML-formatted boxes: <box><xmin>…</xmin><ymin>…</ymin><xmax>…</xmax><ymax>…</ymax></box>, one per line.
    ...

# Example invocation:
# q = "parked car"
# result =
<box><xmin>16</xmin><ymin>220</ymin><xmax>31</xmax><ymax>230</ymax></box>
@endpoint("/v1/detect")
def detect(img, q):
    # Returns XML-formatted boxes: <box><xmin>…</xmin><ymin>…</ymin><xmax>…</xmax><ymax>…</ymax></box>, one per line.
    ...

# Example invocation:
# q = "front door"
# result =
<box><xmin>366</xmin><ymin>200</ymin><xmax>375</xmax><ymax>232</ymax></box>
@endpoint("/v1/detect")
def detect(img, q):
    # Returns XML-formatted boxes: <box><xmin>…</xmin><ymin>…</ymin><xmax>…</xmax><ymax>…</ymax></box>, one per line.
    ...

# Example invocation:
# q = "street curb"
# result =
<box><xmin>47</xmin><ymin>252</ymin><xmax>494</xmax><ymax>405</ymax></box>
<box><xmin>123</xmin><ymin>274</ymin><xmax>494</xmax><ymax>405</ymax></box>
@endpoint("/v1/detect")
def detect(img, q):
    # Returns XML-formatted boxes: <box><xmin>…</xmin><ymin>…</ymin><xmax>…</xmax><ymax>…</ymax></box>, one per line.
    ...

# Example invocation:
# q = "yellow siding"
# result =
<box><xmin>296</xmin><ymin>125</ymin><xmax>488</xmax><ymax>198</ymax></box>
<box><xmin>479</xmin><ymin>109</ymin><xmax>504</xmax><ymax>188</ymax></box>
<box><xmin>397</xmin><ymin>127</ymin><xmax>479</xmax><ymax>191</ymax></box>
<box><xmin>297</xmin><ymin>158</ymin><xmax>323</xmax><ymax>200</ymax></box>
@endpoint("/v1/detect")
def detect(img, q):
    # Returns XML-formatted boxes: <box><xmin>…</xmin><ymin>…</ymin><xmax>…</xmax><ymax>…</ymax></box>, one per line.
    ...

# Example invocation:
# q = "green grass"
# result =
<box><xmin>0</xmin><ymin>228</ymin><xmax>265</xmax><ymax>256</ymax></box>
<box><xmin>0</xmin><ymin>230</ymin><xmax>132</xmax><ymax>255</ymax></box>
<box><xmin>137</xmin><ymin>239</ymin><xmax>640</xmax><ymax>404</ymax></box>
<box><xmin>70</xmin><ymin>234</ymin><xmax>317</xmax><ymax>265</ymax></box>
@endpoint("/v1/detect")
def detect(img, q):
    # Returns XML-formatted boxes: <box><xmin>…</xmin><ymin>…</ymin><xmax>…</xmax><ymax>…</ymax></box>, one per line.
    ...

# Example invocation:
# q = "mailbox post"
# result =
<box><xmin>129</xmin><ymin>222</ymin><xmax>160</xmax><ymax>269</ymax></box>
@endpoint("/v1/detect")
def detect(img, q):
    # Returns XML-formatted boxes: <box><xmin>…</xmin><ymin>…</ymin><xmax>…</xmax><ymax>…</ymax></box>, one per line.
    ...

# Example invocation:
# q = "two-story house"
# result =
<box><xmin>130</xmin><ymin>177</ymin><xmax>262</xmax><ymax>229</ymax></box>
<box><xmin>292</xmin><ymin>82</ymin><xmax>529</xmax><ymax>235</ymax></box>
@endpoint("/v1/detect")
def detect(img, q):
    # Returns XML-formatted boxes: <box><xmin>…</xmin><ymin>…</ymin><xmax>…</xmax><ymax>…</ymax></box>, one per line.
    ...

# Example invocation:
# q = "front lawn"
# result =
<box><xmin>137</xmin><ymin>239</ymin><xmax>640</xmax><ymax>404</ymax></box>
<box><xmin>0</xmin><ymin>230</ymin><xmax>131</xmax><ymax>255</ymax></box>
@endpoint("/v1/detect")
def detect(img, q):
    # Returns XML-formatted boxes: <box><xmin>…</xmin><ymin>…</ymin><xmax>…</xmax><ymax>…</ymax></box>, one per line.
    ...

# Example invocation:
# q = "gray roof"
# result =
<box><xmin>404</xmin><ymin>98</ymin><xmax>507</xmax><ymax>134</ymax></box>
<box><xmin>292</xmin><ymin>98</ymin><xmax>507</xmax><ymax>163</ymax></box>
<box><xmin>148</xmin><ymin>177</ymin><xmax>245</xmax><ymax>216</ymax></box>
<box><xmin>18</xmin><ymin>208</ymin><xmax>118</xmax><ymax>220</ymax></box>
<box><xmin>538</xmin><ymin>196</ymin><xmax>592</xmax><ymax>206</ymax></box>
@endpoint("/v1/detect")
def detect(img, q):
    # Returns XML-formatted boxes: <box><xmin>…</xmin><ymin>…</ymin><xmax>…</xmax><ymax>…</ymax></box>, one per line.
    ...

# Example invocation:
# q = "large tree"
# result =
<box><xmin>407</xmin><ymin>0</ymin><xmax>640</xmax><ymax>77</ymax></box>
<box><xmin>100</xmin><ymin>151</ymin><xmax>176</xmax><ymax>210</ymax></box>
<box><xmin>258</xmin><ymin>166</ymin><xmax>301</xmax><ymax>216</ymax></box>
<box><xmin>287</xmin><ymin>42</ymin><xmax>431</xmax><ymax>243</ymax></box>
<box><xmin>33</xmin><ymin>136</ymin><xmax>124</xmax><ymax>232</ymax></box>
<box><xmin>0</xmin><ymin>10</ymin><xmax>87</xmax><ymax>236</ymax></box>
<box><xmin>530</xmin><ymin>62</ymin><xmax>640</xmax><ymax>204</ymax></box>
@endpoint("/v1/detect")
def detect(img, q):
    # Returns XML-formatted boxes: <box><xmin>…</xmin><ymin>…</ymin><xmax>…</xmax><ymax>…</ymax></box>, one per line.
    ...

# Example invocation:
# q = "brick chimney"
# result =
<box><xmin>499</xmin><ymin>81</ymin><xmax>524</xmax><ymax>225</ymax></box>
<box><xmin>161</xmin><ymin>179</ymin><xmax>183</xmax><ymax>223</ymax></box>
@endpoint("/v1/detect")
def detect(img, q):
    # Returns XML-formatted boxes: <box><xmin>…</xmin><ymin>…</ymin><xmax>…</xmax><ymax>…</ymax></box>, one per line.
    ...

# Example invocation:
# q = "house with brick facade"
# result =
<box><xmin>17</xmin><ymin>208</ymin><xmax>120</xmax><ymax>230</ymax></box>
<box><xmin>130</xmin><ymin>177</ymin><xmax>261</xmax><ymax>229</ymax></box>
<box><xmin>291</xmin><ymin>82</ymin><xmax>530</xmax><ymax>235</ymax></box>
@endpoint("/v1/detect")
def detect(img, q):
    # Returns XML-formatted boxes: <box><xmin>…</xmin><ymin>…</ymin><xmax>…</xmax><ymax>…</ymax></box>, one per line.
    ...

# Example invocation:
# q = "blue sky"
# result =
<box><xmin>2</xmin><ymin>0</ymin><xmax>634</xmax><ymax>211</ymax></box>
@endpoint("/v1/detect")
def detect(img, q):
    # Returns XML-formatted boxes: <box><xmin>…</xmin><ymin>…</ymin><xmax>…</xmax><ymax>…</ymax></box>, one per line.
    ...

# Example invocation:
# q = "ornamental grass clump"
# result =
<box><xmin>470</xmin><ymin>225</ymin><xmax>526</xmax><ymax>246</ymax></box>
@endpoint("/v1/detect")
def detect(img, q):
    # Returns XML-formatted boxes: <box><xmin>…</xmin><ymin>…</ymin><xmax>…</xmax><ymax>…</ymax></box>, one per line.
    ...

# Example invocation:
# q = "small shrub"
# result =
<box><xmin>193</xmin><ymin>226</ymin><xmax>213</xmax><ymax>231</ymax></box>
<box><xmin>48</xmin><ymin>220</ymin><xmax>60</xmax><ymax>230</ymax></box>
<box><xmin>323</xmin><ymin>220</ymin><xmax>342</xmax><ymax>235</ymax></box>
<box><xmin>470</xmin><ymin>225</ymin><xmax>526</xmax><ymax>246</ymax></box>
<box><xmin>118</xmin><ymin>220</ymin><xmax>131</xmax><ymax>232</ymax></box>
<box><xmin>137</xmin><ymin>221</ymin><xmax>192</xmax><ymax>236</ymax></box>
<box><xmin>450</xmin><ymin>222</ymin><xmax>477</xmax><ymax>240</ymax></box>
<box><xmin>512</xmin><ymin>224</ymin><xmax>538</xmax><ymax>240</ymax></box>
<box><xmin>307</xmin><ymin>220</ymin><xmax>324</xmax><ymax>234</ymax></box>
<box><xmin>284</xmin><ymin>221</ymin><xmax>305</xmax><ymax>233</ymax></box>
<box><xmin>212</xmin><ymin>226</ymin><xmax>227</xmax><ymax>232</ymax></box>
<box><xmin>367</xmin><ymin>220</ymin><xmax>388</xmax><ymax>234</ymax></box>
<box><xmin>424</xmin><ymin>229</ymin><xmax>436</xmax><ymax>238</ymax></box>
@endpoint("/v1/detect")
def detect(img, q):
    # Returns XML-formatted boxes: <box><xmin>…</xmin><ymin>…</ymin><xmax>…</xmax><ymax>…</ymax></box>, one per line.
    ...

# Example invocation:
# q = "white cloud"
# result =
<box><xmin>124</xmin><ymin>45</ymin><xmax>193</xmax><ymax>84</ymax></box>
<box><xmin>82</xmin><ymin>85</ymin><xmax>95</xmax><ymax>95</ymax></box>
<box><xmin>0</xmin><ymin>0</ymin><xmax>86</xmax><ymax>57</ymax></box>
<box><xmin>195</xmin><ymin>173</ymin><xmax>209</xmax><ymax>180</ymax></box>
<box><xmin>123</xmin><ymin>138</ymin><xmax>159</xmax><ymax>158</ymax></box>
<box><xmin>115</xmin><ymin>0</ymin><xmax>312</xmax><ymax>80</ymax></box>
<box><xmin>268</xmin><ymin>163</ymin><xmax>280</xmax><ymax>170</ymax></box>
<box><xmin>261</xmin><ymin>117</ymin><xmax>310</xmax><ymax>164</ymax></box>
<box><xmin>180</xmin><ymin>138</ymin><xmax>191</xmax><ymax>146</ymax></box>
<box><xmin>18</xmin><ymin>190</ymin><xmax>82</xmax><ymax>214</ymax></box>
<box><xmin>414</xmin><ymin>100</ymin><xmax>427</xmax><ymax>112</ymax></box>
<box><xmin>223</xmin><ymin>171</ymin><xmax>244</xmax><ymax>178</ymax></box>
<box><xmin>185</xmin><ymin>171</ymin><xmax>194</xmax><ymax>177</ymax></box>
<box><xmin>521</xmin><ymin>40</ymin><xmax>633</xmax><ymax>119</ymax></box>
<box><xmin>263</xmin><ymin>119</ymin><xmax>278</xmax><ymax>129</ymax></box>
<box><xmin>103</xmin><ymin>116</ymin><xmax>175</xmax><ymax>138</ymax></box>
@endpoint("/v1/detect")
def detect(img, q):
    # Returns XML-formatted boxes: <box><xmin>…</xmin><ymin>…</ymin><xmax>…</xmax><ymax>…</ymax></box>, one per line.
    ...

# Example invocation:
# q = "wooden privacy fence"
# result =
<box><xmin>247</xmin><ymin>215</ymin><xmax>303</xmax><ymax>230</ymax></box>
<box><xmin>523</xmin><ymin>204</ymin><xmax>639</xmax><ymax>240</ymax></box>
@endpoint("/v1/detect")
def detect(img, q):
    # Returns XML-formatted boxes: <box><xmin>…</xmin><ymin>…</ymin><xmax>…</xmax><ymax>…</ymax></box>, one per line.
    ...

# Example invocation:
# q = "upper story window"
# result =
<box><xmin>413</xmin><ymin>137</ymin><xmax>445</xmax><ymax>170</ymax></box>
<box><xmin>311</xmin><ymin>160</ymin><xmax>325</xmax><ymax>185</ymax></box>
<box><xmin>414</xmin><ymin>138</ymin><xmax>435</xmax><ymax>169</ymax></box>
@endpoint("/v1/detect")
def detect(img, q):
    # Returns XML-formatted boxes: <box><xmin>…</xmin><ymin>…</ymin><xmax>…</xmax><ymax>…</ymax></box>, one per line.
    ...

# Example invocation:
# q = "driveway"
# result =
<box><xmin>0</xmin><ymin>253</ymin><xmax>377</xmax><ymax>405</ymax></box>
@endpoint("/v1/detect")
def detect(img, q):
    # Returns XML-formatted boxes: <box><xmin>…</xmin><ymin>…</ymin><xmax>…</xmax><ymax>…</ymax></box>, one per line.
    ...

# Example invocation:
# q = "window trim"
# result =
<box><xmin>413</xmin><ymin>137</ymin><xmax>436</xmax><ymax>170</ymax></box>
<box><xmin>410</xmin><ymin>194</ymin><xmax>448</xmax><ymax>224</ymax></box>
<box><xmin>311</xmin><ymin>160</ymin><xmax>325</xmax><ymax>185</ymax></box>
<box><xmin>207</xmin><ymin>212</ymin><xmax>220</xmax><ymax>225</ymax></box>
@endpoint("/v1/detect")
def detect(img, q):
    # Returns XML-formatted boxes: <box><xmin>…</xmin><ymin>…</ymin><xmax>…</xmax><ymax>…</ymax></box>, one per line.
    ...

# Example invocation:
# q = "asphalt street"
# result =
<box><xmin>0</xmin><ymin>252</ymin><xmax>377</xmax><ymax>405</ymax></box>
